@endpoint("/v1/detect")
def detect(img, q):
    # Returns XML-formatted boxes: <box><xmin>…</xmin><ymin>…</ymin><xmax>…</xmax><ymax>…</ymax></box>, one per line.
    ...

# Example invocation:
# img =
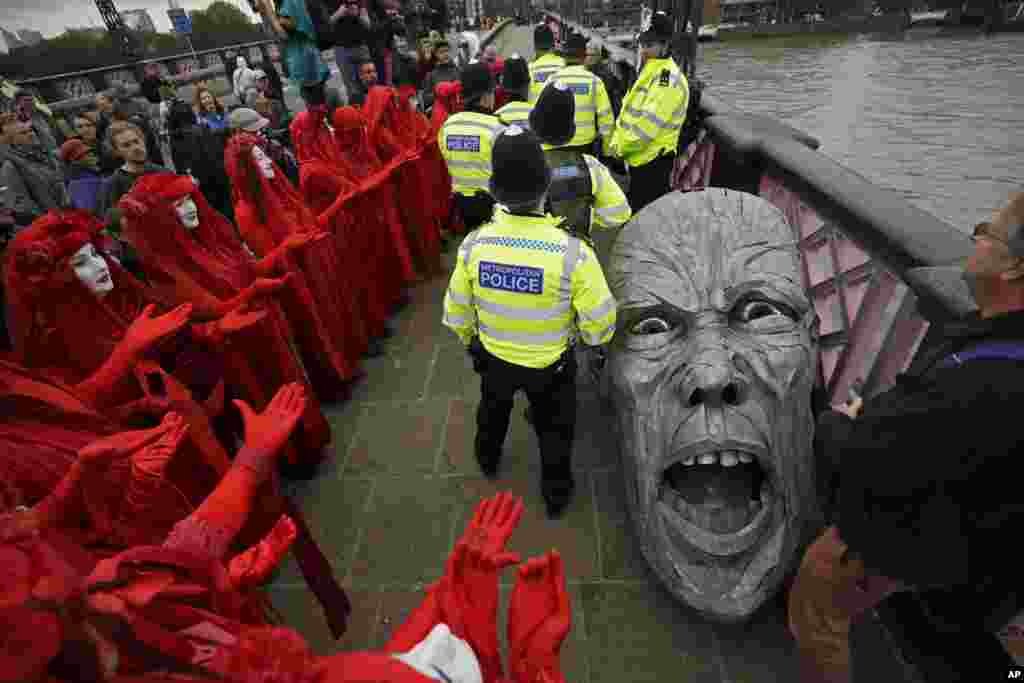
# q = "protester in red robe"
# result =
<box><xmin>2</xmin><ymin>210</ymin><xmax>265</xmax><ymax>479</ymax></box>
<box><xmin>0</xmin><ymin>318</ymin><xmax>217</xmax><ymax>554</ymax></box>
<box><xmin>430</xmin><ymin>81</ymin><xmax>464</xmax><ymax>237</ymax></box>
<box><xmin>331</xmin><ymin>105</ymin><xmax>417</xmax><ymax>290</ymax></box>
<box><xmin>1</xmin><ymin>488</ymin><xmax>571</xmax><ymax>683</ymax></box>
<box><xmin>291</xmin><ymin>107</ymin><xmax>408</xmax><ymax>344</ymax></box>
<box><xmin>225</xmin><ymin>132</ymin><xmax>364</xmax><ymax>398</ymax></box>
<box><xmin>116</xmin><ymin>173</ymin><xmax>332</xmax><ymax>477</ymax></box>
<box><xmin>363</xmin><ymin>87</ymin><xmax>443</xmax><ymax>277</ymax></box>
<box><xmin>0</xmin><ymin>386</ymin><xmax>306</xmax><ymax>683</ymax></box>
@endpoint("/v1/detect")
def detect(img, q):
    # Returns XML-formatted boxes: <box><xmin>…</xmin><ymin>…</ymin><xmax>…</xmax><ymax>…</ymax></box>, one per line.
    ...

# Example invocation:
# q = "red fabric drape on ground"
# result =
<box><xmin>363</xmin><ymin>87</ymin><xmax>443</xmax><ymax>277</ymax></box>
<box><xmin>116</xmin><ymin>174</ymin><xmax>331</xmax><ymax>469</ymax></box>
<box><xmin>225</xmin><ymin>133</ymin><xmax>364</xmax><ymax>398</ymax></box>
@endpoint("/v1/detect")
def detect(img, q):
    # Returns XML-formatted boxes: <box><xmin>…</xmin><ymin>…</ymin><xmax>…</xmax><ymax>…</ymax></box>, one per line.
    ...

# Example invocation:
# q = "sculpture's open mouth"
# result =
<box><xmin>657</xmin><ymin>442</ymin><xmax>776</xmax><ymax>558</ymax></box>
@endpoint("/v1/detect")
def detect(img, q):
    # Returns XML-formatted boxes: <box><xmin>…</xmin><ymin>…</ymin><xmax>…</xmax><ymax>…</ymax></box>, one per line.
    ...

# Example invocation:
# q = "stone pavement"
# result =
<box><xmin>268</xmin><ymin>247</ymin><xmax>805</xmax><ymax>682</ymax></box>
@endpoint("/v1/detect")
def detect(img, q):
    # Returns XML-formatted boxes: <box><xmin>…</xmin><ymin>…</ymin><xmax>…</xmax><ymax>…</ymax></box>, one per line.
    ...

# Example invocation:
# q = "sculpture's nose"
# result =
<box><xmin>682</xmin><ymin>347</ymin><xmax>748</xmax><ymax>409</ymax></box>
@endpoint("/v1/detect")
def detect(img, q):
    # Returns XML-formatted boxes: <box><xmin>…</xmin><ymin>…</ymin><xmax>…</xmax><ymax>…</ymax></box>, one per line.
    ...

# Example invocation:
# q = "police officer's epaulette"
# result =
<box><xmin>659</xmin><ymin>69</ymin><xmax>670</xmax><ymax>87</ymax></box>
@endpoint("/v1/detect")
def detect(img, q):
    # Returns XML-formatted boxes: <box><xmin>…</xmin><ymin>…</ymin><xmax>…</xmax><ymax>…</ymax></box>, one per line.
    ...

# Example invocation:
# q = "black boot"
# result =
<box><xmin>475</xmin><ymin>435</ymin><xmax>501</xmax><ymax>479</ymax></box>
<box><xmin>541</xmin><ymin>466</ymin><xmax>575</xmax><ymax>518</ymax></box>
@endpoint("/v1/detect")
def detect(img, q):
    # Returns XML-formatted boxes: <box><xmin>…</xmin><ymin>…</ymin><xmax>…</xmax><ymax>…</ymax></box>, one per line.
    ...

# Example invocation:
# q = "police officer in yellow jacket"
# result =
<box><xmin>528</xmin><ymin>25</ymin><xmax>566</xmax><ymax>105</ymax></box>
<box><xmin>548</xmin><ymin>33</ymin><xmax>615</xmax><ymax>156</ymax></box>
<box><xmin>442</xmin><ymin>126</ymin><xmax>617</xmax><ymax>518</ymax></box>
<box><xmin>438</xmin><ymin>62</ymin><xmax>505</xmax><ymax>231</ymax></box>
<box><xmin>529</xmin><ymin>80</ymin><xmax>631</xmax><ymax>237</ymax></box>
<box><xmin>609</xmin><ymin>12</ymin><xmax>689</xmax><ymax>212</ymax></box>
<box><xmin>494</xmin><ymin>55</ymin><xmax>532</xmax><ymax>129</ymax></box>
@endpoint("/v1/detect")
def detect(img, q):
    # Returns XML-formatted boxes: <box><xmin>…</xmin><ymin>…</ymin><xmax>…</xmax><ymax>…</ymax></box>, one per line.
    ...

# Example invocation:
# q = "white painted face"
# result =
<box><xmin>174</xmin><ymin>196</ymin><xmax>200</xmax><ymax>230</ymax></box>
<box><xmin>252</xmin><ymin>145</ymin><xmax>275</xmax><ymax>179</ymax></box>
<box><xmin>392</xmin><ymin>623</ymin><xmax>482</xmax><ymax>683</ymax></box>
<box><xmin>69</xmin><ymin>243</ymin><xmax>113</xmax><ymax>297</ymax></box>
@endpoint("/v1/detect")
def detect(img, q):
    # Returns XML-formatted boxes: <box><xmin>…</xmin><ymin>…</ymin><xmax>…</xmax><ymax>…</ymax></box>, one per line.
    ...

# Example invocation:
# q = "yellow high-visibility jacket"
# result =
<box><xmin>610</xmin><ymin>57</ymin><xmax>689</xmax><ymax>168</ymax></box>
<box><xmin>582</xmin><ymin>154</ymin><xmax>631</xmax><ymax>230</ymax></box>
<box><xmin>438</xmin><ymin>111</ymin><xmax>506</xmax><ymax>197</ymax></box>
<box><xmin>548</xmin><ymin>65</ymin><xmax>614</xmax><ymax>154</ymax></box>
<box><xmin>495</xmin><ymin>100</ymin><xmax>533</xmax><ymax>129</ymax></box>
<box><xmin>442</xmin><ymin>207</ymin><xmax>617</xmax><ymax>368</ymax></box>
<box><xmin>527</xmin><ymin>53</ymin><xmax>567</xmax><ymax>104</ymax></box>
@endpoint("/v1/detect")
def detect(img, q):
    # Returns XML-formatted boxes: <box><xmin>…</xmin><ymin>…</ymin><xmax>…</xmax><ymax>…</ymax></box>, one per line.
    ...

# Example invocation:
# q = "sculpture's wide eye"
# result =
<box><xmin>735</xmin><ymin>299</ymin><xmax>798</xmax><ymax>325</ymax></box>
<box><xmin>631</xmin><ymin>317</ymin><xmax>672</xmax><ymax>335</ymax></box>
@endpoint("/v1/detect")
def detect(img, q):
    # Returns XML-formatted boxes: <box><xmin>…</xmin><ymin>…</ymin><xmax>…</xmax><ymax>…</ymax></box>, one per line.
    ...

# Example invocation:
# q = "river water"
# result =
<box><xmin>697</xmin><ymin>32</ymin><xmax>1024</xmax><ymax>232</ymax></box>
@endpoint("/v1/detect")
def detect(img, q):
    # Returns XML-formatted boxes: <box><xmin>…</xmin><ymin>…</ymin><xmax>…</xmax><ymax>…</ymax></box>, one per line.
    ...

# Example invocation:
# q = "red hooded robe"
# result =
<box><xmin>225</xmin><ymin>132</ymin><xmax>364</xmax><ymax>398</ymax></box>
<box><xmin>363</xmin><ymin>87</ymin><xmax>443</xmax><ymax>278</ymax></box>
<box><xmin>116</xmin><ymin>174</ymin><xmax>331</xmax><ymax>472</ymax></box>
<box><xmin>3</xmin><ymin>211</ymin><xmax>234</xmax><ymax>482</ymax></box>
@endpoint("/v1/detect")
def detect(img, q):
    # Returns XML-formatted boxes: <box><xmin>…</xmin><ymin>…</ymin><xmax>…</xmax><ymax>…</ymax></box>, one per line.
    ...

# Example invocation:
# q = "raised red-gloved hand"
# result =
<box><xmin>456</xmin><ymin>491</ymin><xmax>525</xmax><ymax>564</ymax></box>
<box><xmin>121</xmin><ymin>303</ymin><xmax>193</xmax><ymax>358</ymax></box>
<box><xmin>508</xmin><ymin>551</ymin><xmax>571</xmax><ymax>683</ymax></box>
<box><xmin>233</xmin><ymin>382</ymin><xmax>307</xmax><ymax>459</ymax></box>
<box><xmin>384</xmin><ymin>581</ymin><xmax>445</xmax><ymax>654</ymax></box>
<box><xmin>228</xmin><ymin>515</ymin><xmax>298</xmax><ymax>589</ymax></box>
<box><xmin>437</xmin><ymin>540</ymin><xmax>506</xmax><ymax>683</ymax></box>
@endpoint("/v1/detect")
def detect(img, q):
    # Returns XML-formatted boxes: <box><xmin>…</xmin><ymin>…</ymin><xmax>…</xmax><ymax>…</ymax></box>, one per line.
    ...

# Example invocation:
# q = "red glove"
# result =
<box><xmin>120</xmin><ymin>303</ymin><xmax>193</xmax><ymax>358</ymax></box>
<box><xmin>233</xmin><ymin>382</ymin><xmax>307</xmax><ymax>463</ymax></box>
<box><xmin>228</xmin><ymin>515</ymin><xmax>298</xmax><ymax>589</ymax></box>
<box><xmin>74</xmin><ymin>304</ymin><xmax>192</xmax><ymax>407</ymax></box>
<box><xmin>456</xmin><ymin>491</ymin><xmax>524</xmax><ymax>563</ymax></box>
<box><xmin>437</xmin><ymin>541</ymin><xmax>508</xmax><ymax>683</ymax></box>
<box><xmin>77</xmin><ymin>412</ymin><xmax>186</xmax><ymax>472</ymax></box>
<box><xmin>384</xmin><ymin>581</ymin><xmax>445</xmax><ymax>654</ymax></box>
<box><xmin>508</xmin><ymin>551</ymin><xmax>571</xmax><ymax>683</ymax></box>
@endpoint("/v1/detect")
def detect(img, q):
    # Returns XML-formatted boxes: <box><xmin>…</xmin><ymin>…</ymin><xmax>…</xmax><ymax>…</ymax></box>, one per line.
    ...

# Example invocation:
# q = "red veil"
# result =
<box><xmin>116</xmin><ymin>174</ymin><xmax>331</xmax><ymax>471</ymax></box>
<box><xmin>331</xmin><ymin>105</ymin><xmax>416</xmax><ymax>289</ymax></box>
<box><xmin>225</xmin><ymin>132</ymin><xmax>364</xmax><ymax>397</ymax></box>
<box><xmin>291</xmin><ymin>107</ymin><xmax>404</xmax><ymax>339</ymax></box>
<box><xmin>363</xmin><ymin>87</ymin><xmax>443</xmax><ymax>277</ymax></box>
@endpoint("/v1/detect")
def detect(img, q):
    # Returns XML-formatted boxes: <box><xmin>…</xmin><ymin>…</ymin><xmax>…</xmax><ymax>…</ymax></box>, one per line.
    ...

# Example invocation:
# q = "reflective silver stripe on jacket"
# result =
<box><xmin>560</xmin><ymin>236</ymin><xmax>581</xmax><ymax>301</ymax></box>
<box><xmin>447</xmin><ymin>159</ymin><xmax>492</xmax><ymax>173</ymax></box>
<box><xmin>448</xmin><ymin>120</ymin><xmax>505</xmax><ymax>135</ymax></box>
<box><xmin>596</xmin><ymin>205</ymin><xmax>628</xmax><ymax>219</ymax></box>
<box><xmin>443</xmin><ymin>311</ymin><xmax>471</xmax><ymax>328</ymax></box>
<box><xmin>618</xmin><ymin>121</ymin><xmax>654</xmax><ymax>143</ymax></box>
<box><xmin>479</xmin><ymin>322</ymin><xmax>571</xmax><ymax>345</ymax></box>
<box><xmin>579</xmin><ymin>296</ymin><xmax>616</xmax><ymax>324</ymax></box>
<box><xmin>477</xmin><ymin>298</ymin><xmax>572</xmax><ymax>321</ymax></box>
<box><xmin>580</xmin><ymin>321</ymin><xmax>616</xmax><ymax>345</ymax></box>
<box><xmin>447</xmin><ymin>289</ymin><xmax>472</xmax><ymax>306</ymax></box>
<box><xmin>624</xmin><ymin>106</ymin><xmax>678</xmax><ymax>132</ymax></box>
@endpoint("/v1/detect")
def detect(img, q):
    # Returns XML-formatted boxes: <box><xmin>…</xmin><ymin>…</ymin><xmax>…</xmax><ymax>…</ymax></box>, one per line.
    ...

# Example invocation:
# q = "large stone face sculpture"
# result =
<box><xmin>605</xmin><ymin>188</ymin><xmax>822</xmax><ymax>622</ymax></box>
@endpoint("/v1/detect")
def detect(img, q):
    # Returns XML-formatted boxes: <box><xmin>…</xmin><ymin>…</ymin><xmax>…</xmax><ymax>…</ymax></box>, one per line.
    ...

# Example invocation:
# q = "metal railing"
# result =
<box><xmin>13</xmin><ymin>39</ymin><xmax>281</xmax><ymax>115</ymax></box>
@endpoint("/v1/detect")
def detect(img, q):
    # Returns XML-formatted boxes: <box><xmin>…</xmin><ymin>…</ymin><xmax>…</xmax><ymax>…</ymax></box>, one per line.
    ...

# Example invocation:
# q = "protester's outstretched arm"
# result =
<box><xmin>508</xmin><ymin>550</ymin><xmax>571</xmax><ymax>683</ymax></box>
<box><xmin>74</xmin><ymin>304</ymin><xmax>192</xmax><ymax>408</ymax></box>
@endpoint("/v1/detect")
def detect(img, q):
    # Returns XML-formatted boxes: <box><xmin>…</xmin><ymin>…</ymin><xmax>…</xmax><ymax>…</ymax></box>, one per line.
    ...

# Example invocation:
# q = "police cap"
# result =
<box><xmin>639</xmin><ymin>12</ymin><xmax>674</xmax><ymax>43</ymax></box>
<box><xmin>460</xmin><ymin>62</ymin><xmax>495</xmax><ymax>102</ymax></box>
<box><xmin>502</xmin><ymin>55</ymin><xmax>530</xmax><ymax>93</ymax></box>
<box><xmin>529</xmin><ymin>81</ymin><xmax>575</xmax><ymax>148</ymax></box>
<box><xmin>489</xmin><ymin>125</ymin><xmax>552</xmax><ymax>206</ymax></box>
<box><xmin>534</xmin><ymin>24</ymin><xmax>556</xmax><ymax>50</ymax></box>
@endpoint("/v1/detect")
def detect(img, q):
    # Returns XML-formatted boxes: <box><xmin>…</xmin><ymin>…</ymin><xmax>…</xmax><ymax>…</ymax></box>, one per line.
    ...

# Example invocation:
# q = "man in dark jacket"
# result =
<box><xmin>789</xmin><ymin>191</ymin><xmax>1024</xmax><ymax>683</ymax></box>
<box><xmin>0</xmin><ymin>113</ymin><xmax>68</xmax><ymax>227</ymax></box>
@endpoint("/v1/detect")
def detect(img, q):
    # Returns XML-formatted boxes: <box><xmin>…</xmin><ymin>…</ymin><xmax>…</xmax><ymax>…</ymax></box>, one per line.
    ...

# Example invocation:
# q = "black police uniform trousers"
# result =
<box><xmin>627</xmin><ymin>150</ymin><xmax>677</xmax><ymax>213</ymax></box>
<box><xmin>454</xmin><ymin>192</ymin><xmax>497</xmax><ymax>232</ymax></box>
<box><xmin>474</xmin><ymin>343</ymin><xmax>577</xmax><ymax>476</ymax></box>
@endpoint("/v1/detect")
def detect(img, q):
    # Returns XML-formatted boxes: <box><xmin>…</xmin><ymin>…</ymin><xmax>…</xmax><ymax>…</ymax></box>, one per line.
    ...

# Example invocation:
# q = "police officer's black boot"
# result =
<box><xmin>474</xmin><ymin>434</ymin><xmax>501</xmax><ymax>479</ymax></box>
<box><xmin>541</xmin><ymin>463</ymin><xmax>574</xmax><ymax>518</ymax></box>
